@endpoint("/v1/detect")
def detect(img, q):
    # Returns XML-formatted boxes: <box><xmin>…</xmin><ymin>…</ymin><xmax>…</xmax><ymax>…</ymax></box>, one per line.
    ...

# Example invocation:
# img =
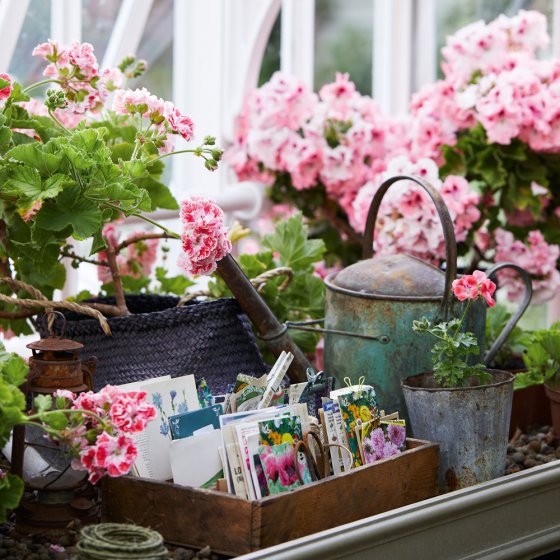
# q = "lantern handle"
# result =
<box><xmin>42</xmin><ymin>310</ymin><xmax>67</xmax><ymax>337</ymax></box>
<box><xmin>362</xmin><ymin>174</ymin><xmax>458</xmax><ymax>317</ymax></box>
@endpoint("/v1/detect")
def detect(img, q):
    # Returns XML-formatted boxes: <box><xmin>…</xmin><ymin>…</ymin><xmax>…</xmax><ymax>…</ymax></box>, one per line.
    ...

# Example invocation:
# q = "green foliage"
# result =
<box><xmin>485</xmin><ymin>304</ymin><xmax>532</xmax><ymax>369</ymax></box>
<box><xmin>0</xmin><ymin>343</ymin><xmax>28</xmax><ymax>521</ymax></box>
<box><xmin>412</xmin><ymin>313</ymin><xmax>491</xmax><ymax>389</ymax></box>
<box><xmin>0</xmin><ymin>96</ymin><xmax>180</xmax><ymax>332</ymax></box>
<box><xmin>207</xmin><ymin>212</ymin><xmax>326</xmax><ymax>356</ymax></box>
<box><xmin>440</xmin><ymin>124</ymin><xmax>556</xmax><ymax>243</ymax></box>
<box><xmin>515</xmin><ymin>322</ymin><xmax>560</xmax><ymax>390</ymax></box>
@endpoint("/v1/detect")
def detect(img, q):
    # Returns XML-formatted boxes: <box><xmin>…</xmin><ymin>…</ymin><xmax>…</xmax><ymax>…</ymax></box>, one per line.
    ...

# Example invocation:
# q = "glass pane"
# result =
<box><xmin>131</xmin><ymin>0</ymin><xmax>173</xmax><ymax>101</ymax></box>
<box><xmin>436</xmin><ymin>0</ymin><xmax>554</xmax><ymax>77</ymax></box>
<box><xmin>82</xmin><ymin>0</ymin><xmax>123</xmax><ymax>64</ymax></box>
<box><xmin>8</xmin><ymin>0</ymin><xmax>50</xmax><ymax>84</ymax></box>
<box><xmin>314</xmin><ymin>0</ymin><xmax>373</xmax><ymax>95</ymax></box>
<box><xmin>259</xmin><ymin>13</ymin><xmax>281</xmax><ymax>86</ymax></box>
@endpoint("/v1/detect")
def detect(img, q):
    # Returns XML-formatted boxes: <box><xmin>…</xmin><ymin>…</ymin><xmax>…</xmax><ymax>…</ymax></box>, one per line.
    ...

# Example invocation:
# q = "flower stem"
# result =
<box><xmin>453</xmin><ymin>299</ymin><xmax>472</xmax><ymax>341</ymax></box>
<box><xmin>26</xmin><ymin>408</ymin><xmax>109</xmax><ymax>430</ymax></box>
<box><xmin>149</xmin><ymin>148</ymin><xmax>204</xmax><ymax>164</ymax></box>
<box><xmin>132</xmin><ymin>212</ymin><xmax>181</xmax><ymax>239</ymax></box>
<box><xmin>48</xmin><ymin>109</ymin><xmax>70</xmax><ymax>134</ymax></box>
<box><xmin>23</xmin><ymin>78</ymin><xmax>62</xmax><ymax>94</ymax></box>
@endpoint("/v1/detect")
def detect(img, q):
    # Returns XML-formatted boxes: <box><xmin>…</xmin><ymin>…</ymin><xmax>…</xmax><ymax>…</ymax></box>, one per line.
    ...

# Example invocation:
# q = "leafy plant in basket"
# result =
<box><xmin>0</xmin><ymin>40</ymin><xmax>220</xmax><ymax>335</ymax></box>
<box><xmin>0</xmin><ymin>342</ymin><xmax>157</xmax><ymax>522</ymax></box>
<box><xmin>412</xmin><ymin>270</ymin><xmax>497</xmax><ymax>388</ymax></box>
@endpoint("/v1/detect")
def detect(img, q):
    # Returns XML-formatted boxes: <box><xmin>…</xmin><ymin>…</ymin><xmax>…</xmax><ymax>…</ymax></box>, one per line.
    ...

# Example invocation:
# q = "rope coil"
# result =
<box><xmin>76</xmin><ymin>523</ymin><xmax>168</xmax><ymax>559</ymax></box>
<box><xmin>0</xmin><ymin>277</ymin><xmax>111</xmax><ymax>335</ymax></box>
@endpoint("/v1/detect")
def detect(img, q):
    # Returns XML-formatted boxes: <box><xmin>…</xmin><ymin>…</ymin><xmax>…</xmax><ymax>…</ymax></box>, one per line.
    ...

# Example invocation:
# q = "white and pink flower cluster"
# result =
<box><xmin>28</xmin><ymin>40</ymin><xmax>195</xmax><ymax>155</ymax></box>
<box><xmin>32</xmin><ymin>40</ymin><xmax>120</xmax><ymax>114</ymax></box>
<box><xmin>412</xmin><ymin>10</ymin><xmax>560</xmax><ymax>151</ymax></box>
<box><xmin>227</xmin><ymin>71</ymin><xmax>391</xmax><ymax>213</ymax></box>
<box><xmin>228</xmin><ymin>10</ymin><xmax>560</xmax><ymax>304</ymax></box>
<box><xmin>97</xmin><ymin>223</ymin><xmax>160</xmax><ymax>284</ymax></box>
<box><xmin>351</xmin><ymin>157</ymin><xmax>482</xmax><ymax>263</ymax></box>
<box><xmin>494</xmin><ymin>229</ymin><xmax>560</xmax><ymax>305</ymax></box>
<box><xmin>50</xmin><ymin>386</ymin><xmax>156</xmax><ymax>484</ymax></box>
<box><xmin>178</xmin><ymin>197</ymin><xmax>232</xmax><ymax>276</ymax></box>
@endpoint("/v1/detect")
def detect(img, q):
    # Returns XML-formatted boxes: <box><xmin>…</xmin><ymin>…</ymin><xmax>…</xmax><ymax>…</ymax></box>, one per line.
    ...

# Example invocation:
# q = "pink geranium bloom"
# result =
<box><xmin>0</xmin><ymin>73</ymin><xmax>12</xmax><ymax>100</ymax></box>
<box><xmin>92</xmin><ymin>432</ymin><xmax>138</xmax><ymax>478</ymax></box>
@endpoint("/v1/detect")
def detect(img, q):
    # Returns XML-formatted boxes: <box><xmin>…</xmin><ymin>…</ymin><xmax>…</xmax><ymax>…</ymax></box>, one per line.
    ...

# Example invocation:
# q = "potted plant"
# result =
<box><xmin>514</xmin><ymin>322</ymin><xmax>560</xmax><ymax>437</ymax></box>
<box><xmin>485</xmin><ymin>304</ymin><xmax>551</xmax><ymax>436</ymax></box>
<box><xmin>0</xmin><ymin>40</ymin><xmax>316</xmax><ymax>388</ymax></box>
<box><xmin>403</xmin><ymin>270</ymin><xmax>515</xmax><ymax>492</ymax></box>
<box><xmin>0</xmin><ymin>341</ymin><xmax>157</xmax><ymax>522</ymax></box>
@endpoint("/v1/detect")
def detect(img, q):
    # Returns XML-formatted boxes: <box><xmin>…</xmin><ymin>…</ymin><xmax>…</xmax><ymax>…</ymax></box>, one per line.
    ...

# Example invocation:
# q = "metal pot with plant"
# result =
<box><xmin>514</xmin><ymin>322</ymin><xmax>560</xmax><ymax>437</ymax></box>
<box><xmin>402</xmin><ymin>271</ymin><xmax>515</xmax><ymax>492</ymax></box>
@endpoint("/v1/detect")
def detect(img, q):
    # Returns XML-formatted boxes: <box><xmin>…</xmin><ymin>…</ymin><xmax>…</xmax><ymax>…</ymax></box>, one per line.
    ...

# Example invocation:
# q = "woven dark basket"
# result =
<box><xmin>44</xmin><ymin>295</ymin><xmax>267</xmax><ymax>393</ymax></box>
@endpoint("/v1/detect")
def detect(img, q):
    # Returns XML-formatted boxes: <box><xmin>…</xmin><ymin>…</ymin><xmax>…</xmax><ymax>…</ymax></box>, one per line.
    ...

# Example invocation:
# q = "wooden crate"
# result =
<box><xmin>101</xmin><ymin>438</ymin><xmax>439</xmax><ymax>557</ymax></box>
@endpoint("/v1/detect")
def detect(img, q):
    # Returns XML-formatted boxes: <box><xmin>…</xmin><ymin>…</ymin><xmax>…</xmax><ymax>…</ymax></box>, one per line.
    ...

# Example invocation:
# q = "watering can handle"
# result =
<box><xmin>362</xmin><ymin>174</ymin><xmax>457</xmax><ymax>316</ymax></box>
<box><xmin>484</xmin><ymin>262</ymin><xmax>533</xmax><ymax>367</ymax></box>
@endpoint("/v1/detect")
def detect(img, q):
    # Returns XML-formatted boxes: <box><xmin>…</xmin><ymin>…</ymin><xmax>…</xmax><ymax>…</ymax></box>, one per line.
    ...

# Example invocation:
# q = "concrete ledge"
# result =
<box><xmin>238</xmin><ymin>461</ymin><xmax>560</xmax><ymax>559</ymax></box>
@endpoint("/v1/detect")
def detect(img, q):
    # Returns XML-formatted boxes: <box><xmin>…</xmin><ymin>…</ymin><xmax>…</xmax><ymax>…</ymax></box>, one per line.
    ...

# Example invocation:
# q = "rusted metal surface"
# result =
<box><xmin>323</xmin><ymin>175</ymin><xmax>530</xmax><ymax>423</ymax></box>
<box><xmin>331</xmin><ymin>254</ymin><xmax>446</xmax><ymax>299</ymax></box>
<box><xmin>402</xmin><ymin>369</ymin><xmax>514</xmax><ymax>492</ymax></box>
<box><xmin>217</xmin><ymin>254</ymin><xmax>310</xmax><ymax>382</ymax></box>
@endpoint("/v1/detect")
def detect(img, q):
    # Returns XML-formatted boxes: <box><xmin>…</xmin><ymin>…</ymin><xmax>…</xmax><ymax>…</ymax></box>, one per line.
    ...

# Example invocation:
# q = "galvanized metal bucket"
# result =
<box><xmin>402</xmin><ymin>369</ymin><xmax>515</xmax><ymax>492</ymax></box>
<box><xmin>321</xmin><ymin>175</ymin><xmax>531</xmax><ymax>421</ymax></box>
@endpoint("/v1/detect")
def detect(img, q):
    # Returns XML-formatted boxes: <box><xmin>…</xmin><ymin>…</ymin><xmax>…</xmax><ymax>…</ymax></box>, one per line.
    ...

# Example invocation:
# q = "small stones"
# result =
<box><xmin>506</xmin><ymin>425</ymin><xmax>559</xmax><ymax>475</ymax></box>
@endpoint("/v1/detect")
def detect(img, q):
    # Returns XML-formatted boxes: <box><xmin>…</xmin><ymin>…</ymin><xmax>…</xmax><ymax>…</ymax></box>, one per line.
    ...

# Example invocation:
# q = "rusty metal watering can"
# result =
<box><xmin>322</xmin><ymin>175</ymin><xmax>532</xmax><ymax>420</ymax></box>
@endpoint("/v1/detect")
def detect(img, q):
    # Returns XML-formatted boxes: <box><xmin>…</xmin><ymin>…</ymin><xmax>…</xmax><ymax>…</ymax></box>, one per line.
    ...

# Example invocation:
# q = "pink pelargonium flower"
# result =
<box><xmin>87</xmin><ymin>432</ymin><xmax>138</xmax><ymax>480</ymax></box>
<box><xmin>109</xmin><ymin>391</ymin><xmax>157</xmax><ymax>433</ymax></box>
<box><xmin>0</xmin><ymin>73</ymin><xmax>12</xmax><ymax>100</ymax></box>
<box><xmin>452</xmin><ymin>270</ymin><xmax>496</xmax><ymax>307</ymax></box>
<box><xmin>178</xmin><ymin>197</ymin><xmax>232</xmax><ymax>276</ymax></box>
<box><xmin>166</xmin><ymin>104</ymin><xmax>194</xmax><ymax>141</ymax></box>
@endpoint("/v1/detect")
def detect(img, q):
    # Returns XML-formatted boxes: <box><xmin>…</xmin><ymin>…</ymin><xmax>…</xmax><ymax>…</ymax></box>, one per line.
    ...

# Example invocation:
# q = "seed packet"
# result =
<box><xmin>257</xmin><ymin>442</ymin><xmax>301</xmax><ymax>494</ymax></box>
<box><xmin>258</xmin><ymin>415</ymin><xmax>303</xmax><ymax>447</ymax></box>
<box><xmin>360</xmin><ymin>419</ymin><xmax>407</xmax><ymax>464</ymax></box>
<box><xmin>334</xmin><ymin>384</ymin><xmax>379</xmax><ymax>468</ymax></box>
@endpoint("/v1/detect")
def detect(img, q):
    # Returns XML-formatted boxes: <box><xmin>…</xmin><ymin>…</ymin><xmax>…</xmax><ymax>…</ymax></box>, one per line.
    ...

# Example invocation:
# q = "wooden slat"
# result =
<box><xmin>101</xmin><ymin>476</ymin><xmax>254</xmax><ymax>556</ymax></box>
<box><xmin>256</xmin><ymin>438</ymin><xmax>439</xmax><ymax>549</ymax></box>
<box><xmin>101</xmin><ymin>439</ymin><xmax>439</xmax><ymax>555</ymax></box>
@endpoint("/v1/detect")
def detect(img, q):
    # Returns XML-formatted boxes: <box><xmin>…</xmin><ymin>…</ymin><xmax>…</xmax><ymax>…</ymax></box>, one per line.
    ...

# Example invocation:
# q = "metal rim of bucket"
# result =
<box><xmin>401</xmin><ymin>369</ymin><xmax>515</xmax><ymax>392</ymax></box>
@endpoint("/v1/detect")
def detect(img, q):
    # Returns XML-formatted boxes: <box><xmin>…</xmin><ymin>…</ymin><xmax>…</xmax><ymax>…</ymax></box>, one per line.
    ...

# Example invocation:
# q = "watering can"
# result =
<box><xmin>322</xmin><ymin>175</ymin><xmax>532</xmax><ymax>420</ymax></box>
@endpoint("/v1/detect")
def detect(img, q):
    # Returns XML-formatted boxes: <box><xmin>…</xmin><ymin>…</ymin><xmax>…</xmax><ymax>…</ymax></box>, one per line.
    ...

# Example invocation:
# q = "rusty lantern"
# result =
<box><xmin>11</xmin><ymin>311</ymin><xmax>98</xmax><ymax>533</ymax></box>
<box><xmin>26</xmin><ymin>312</ymin><xmax>95</xmax><ymax>394</ymax></box>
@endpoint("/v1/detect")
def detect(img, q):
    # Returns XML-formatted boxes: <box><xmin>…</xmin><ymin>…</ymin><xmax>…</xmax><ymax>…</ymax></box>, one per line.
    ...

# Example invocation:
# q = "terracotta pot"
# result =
<box><xmin>509</xmin><ymin>383</ymin><xmax>551</xmax><ymax>438</ymax></box>
<box><xmin>544</xmin><ymin>384</ymin><xmax>560</xmax><ymax>437</ymax></box>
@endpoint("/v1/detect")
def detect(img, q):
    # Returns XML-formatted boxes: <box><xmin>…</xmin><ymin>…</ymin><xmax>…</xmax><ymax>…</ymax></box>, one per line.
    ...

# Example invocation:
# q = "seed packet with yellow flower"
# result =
<box><xmin>334</xmin><ymin>384</ymin><xmax>379</xmax><ymax>468</ymax></box>
<box><xmin>258</xmin><ymin>415</ymin><xmax>303</xmax><ymax>447</ymax></box>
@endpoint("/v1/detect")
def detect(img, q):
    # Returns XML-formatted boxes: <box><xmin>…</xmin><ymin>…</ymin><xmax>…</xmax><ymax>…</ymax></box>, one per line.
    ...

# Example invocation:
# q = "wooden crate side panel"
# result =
<box><xmin>102</xmin><ymin>476</ymin><xmax>253</xmax><ymax>556</ymax></box>
<box><xmin>256</xmin><ymin>440</ymin><xmax>439</xmax><ymax>549</ymax></box>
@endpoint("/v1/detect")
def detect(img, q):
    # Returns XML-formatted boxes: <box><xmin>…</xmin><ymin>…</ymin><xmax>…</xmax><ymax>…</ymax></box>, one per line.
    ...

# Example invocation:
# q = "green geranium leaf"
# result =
<box><xmin>263</xmin><ymin>212</ymin><xmax>325</xmax><ymax>270</ymax></box>
<box><xmin>0</xmin><ymin>77</ymin><xmax>9</xmax><ymax>90</ymax></box>
<box><xmin>0</xmin><ymin>473</ymin><xmax>24</xmax><ymax>522</ymax></box>
<box><xmin>35</xmin><ymin>186</ymin><xmax>103</xmax><ymax>240</ymax></box>
<box><xmin>3</xmin><ymin>354</ymin><xmax>28</xmax><ymax>386</ymax></box>
<box><xmin>136</xmin><ymin>177</ymin><xmax>178</xmax><ymax>210</ymax></box>
<box><xmin>3</xmin><ymin>166</ymin><xmax>41</xmax><ymax>198</ymax></box>
<box><xmin>12</xmin><ymin>131</ymin><xmax>37</xmax><ymax>146</ymax></box>
<box><xmin>33</xmin><ymin>394</ymin><xmax>52</xmax><ymax>413</ymax></box>
<box><xmin>44</xmin><ymin>411</ymin><xmax>69</xmax><ymax>430</ymax></box>
<box><xmin>6</xmin><ymin>143</ymin><xmax>64</xmax><ymax>176</ymax></box>
<box><xmin>0</xmin><ymin>126</ymin><xmax>12</xmax><ymax>146</ymax></box>
<box><xmin>155</xmin><ymin>267</ymin><xmax>194</xmax><ymax>295</ymax></box>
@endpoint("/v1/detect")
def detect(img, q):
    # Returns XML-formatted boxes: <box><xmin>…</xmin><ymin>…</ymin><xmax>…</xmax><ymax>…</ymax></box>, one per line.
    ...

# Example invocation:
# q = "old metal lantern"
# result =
<box><xmin>10</xmin><ymin>311</ymin><xmax>97</xmax><ymax>533</ymax></box>
<box><xmin>323</xmin><ymin>175</ymin><xmax>531</xmax><ymax>421</ymax></box>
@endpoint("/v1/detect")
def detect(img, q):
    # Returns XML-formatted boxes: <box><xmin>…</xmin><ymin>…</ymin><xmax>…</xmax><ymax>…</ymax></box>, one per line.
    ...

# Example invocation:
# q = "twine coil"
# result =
<box><xmin>0</xmin><ymin>277</ymin><xmax>111</xmax><ymax>335</ymax></box>
<box><xmin>76</xmin><ymin>523</ymin><xmax>168</xmax><ymax>559</ymax></box>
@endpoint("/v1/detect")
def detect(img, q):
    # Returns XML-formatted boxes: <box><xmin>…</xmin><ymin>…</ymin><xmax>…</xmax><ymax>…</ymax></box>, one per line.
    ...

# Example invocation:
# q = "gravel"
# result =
<box><xmin>505</xmin><ymin>425</ymin><xmax>559</xmax><ymax>475</ymax></box>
